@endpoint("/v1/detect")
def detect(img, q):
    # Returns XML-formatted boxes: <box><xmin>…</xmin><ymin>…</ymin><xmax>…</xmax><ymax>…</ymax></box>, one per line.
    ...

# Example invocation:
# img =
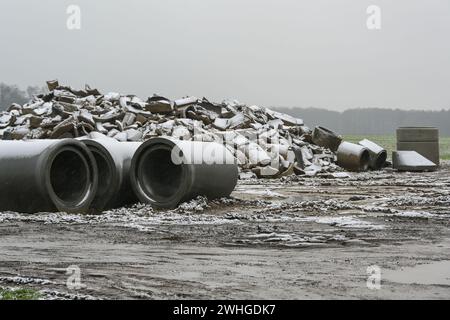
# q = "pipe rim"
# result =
<box><xmin>131</xmin><ymin>138</ymin><xmax>192</xmax><ymax>208</ymax></box>
<box><xmin>42</xmin><ymin>140</ymin><xmax>97</xmax><ymax>213</ymax></box>
<box><xmin>372</xmin><ymin>150</ymin><xmax>387</xmax><ymax>170</ymax></box>
<box><xmin>359</xmin><ymin>149</ymin><xmax>370</xmax><ymax>171</ymax></box>
<box><xmin>82</xmin><ymin>140</ymin><xmax>118</xmax><ymax>212</ymax></box>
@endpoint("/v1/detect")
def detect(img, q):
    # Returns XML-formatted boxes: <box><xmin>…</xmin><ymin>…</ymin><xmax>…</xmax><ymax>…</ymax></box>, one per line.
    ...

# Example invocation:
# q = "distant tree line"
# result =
<box><xmin>274</xmin><ymin>107</ymin><xmax>450</xmax><ymax>136</ymax></box>
<box><xmin>0</xmin><ymin>83</ymin><xmax>44</xmax><ymax>111</ymax></box>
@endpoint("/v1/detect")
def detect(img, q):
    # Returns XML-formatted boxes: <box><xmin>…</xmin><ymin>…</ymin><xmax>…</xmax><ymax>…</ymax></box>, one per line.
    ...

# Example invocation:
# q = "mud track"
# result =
<box><xmin>1</xmin><ymin>164</ymin><xmax>450</xmax><ymax>299</ymax></box>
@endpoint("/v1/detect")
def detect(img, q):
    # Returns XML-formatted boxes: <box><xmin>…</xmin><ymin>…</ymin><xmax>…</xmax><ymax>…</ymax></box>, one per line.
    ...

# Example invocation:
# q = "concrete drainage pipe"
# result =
<box><xmin>0</xmin><ymin>139</ymin><xmax>97</xmax><ymax>213</ymax></box>
<box><xmin>336</xmin><ymin>141</ymin><xmax>370</xmax><ymax>172</ymax></box>
<box><xmin>79</xmin><ymin>135</ymin><xmax>141</xmax><ymax>212</ymax></box>
<box><xmin>358</xmin><ymin>139</ymin><xmax>387</xmax><ymax>170</ymax></box>
<box><xmin>130</xmin><ymin>137</ymin><xmax>239</xmax><ymax>209</ymax></box>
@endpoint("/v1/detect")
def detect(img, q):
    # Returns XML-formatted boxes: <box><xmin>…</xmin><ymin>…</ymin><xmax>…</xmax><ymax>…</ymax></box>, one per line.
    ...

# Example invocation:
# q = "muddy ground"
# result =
<box><xmin>1</xmin><ymin>163</ymin><xmax>450</xmax><ymax>300</ymax></box>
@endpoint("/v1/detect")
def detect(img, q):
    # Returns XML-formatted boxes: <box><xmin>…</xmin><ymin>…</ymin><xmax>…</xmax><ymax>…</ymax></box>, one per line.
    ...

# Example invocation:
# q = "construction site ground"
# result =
<box><xmin>1</xmin><ymin>162</ymin><xmax>449</xmax><ymax>299</ymax></box>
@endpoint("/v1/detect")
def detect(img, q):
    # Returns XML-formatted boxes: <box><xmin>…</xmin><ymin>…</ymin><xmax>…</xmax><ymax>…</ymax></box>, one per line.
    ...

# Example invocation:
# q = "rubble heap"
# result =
<box><xmin>0</xmin><ymin>81</ymin><xmax>339</xmax><ymax>178</ymax></box>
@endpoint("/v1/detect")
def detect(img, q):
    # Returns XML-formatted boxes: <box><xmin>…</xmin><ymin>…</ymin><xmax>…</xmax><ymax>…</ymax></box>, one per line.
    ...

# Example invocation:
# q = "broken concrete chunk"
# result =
<box><xmin>213</xmin><ymin>118</ymin><xmax>230</xmax><ymax>130</ymax></box>
<box><xmin>304</xmin><ymin>164</ymin><xmax>322</xmax><ymax>176</ymax></box>
<box><xmin>50</xmin><ymin>117</ymin><xmax>75</xmax><ymax>139</ymax></box>
<box><xmin>174</xmin><ymin>96</ymin><xmax>198</xmax><ymax>108</ymax></box>
<box><xmin>3</xmin><ymin>127</ymin><xmax>30</xmax><ymax>140</ymax></box>
<box><xmin>245</xmin><ymin>143</ymin><xmax>271</xmax><ymax>167</ymax></box>
<box><xmin>228</xmin><ymin>113</ymin><xmax>250</xmax><ymax>129</ymax></box>
<box><xmin>104</xmin><ymin>92</ymin><xmax>121</xmax><ymax>102</ymax></box>
<box><xmin>267</xmin><ymin>119</ymin><xmax>284</xmax><ymax>129</ymax></box>
<box><xmin>125</xmin><ymin>129</ymin><xmax>143</xmax><ymax>141</ymax></box>
<box><xmin>122</xmin><ymin>112</ymin><xmax>136</xmax><ymax>127</ymax></box>
<box><xmin>79</xmin><ymin>110</ymin><xmax>95</xmax><ymax>126</ymax></box>
<box><xmin>312</xmin><ymin>126</ymin><xmax>342</xmax><ymax>152</ymax></box>
<box><xmin>239</xmin><ymin>171</ymin><xmax>257</xmax><ymax>180</ymax></box>
<box><xmin>29</xmin><ymin>116</ymin><xmax>43</xmax><ymax>128</ymax></box>
<box><xmin>113</xmin><ymin>131</ymin><xmax>128</xmax><ymax>142</ymax></box>
<box><xmin>330</xmin><ymin>172</ymin><xmax>351</xmax><ymax>179</ymax></box>
<box><xmin>146</xmin><ymin>96</ymin><xmax>173</xmax><ymax>113</ymax></box>
<box><xmin>46</xmin><ymin>80</ymin><xmax>59</xmax><ymax>91</ymax></box>
<box><xmin>267</xmin><ymin>109</ymin><xmax>304</xmax><ymax>126</ymax></box>
<box><xmin>172</xmin><ymin>126</ymin><xmax>191</xmax><ymax>140</ymax></box>
<box><xmin>392</xmin><ymin>151</ymin><xmax>437</xmax><ymax>172</ymax></box>
<box><xmin>252</xmin><ymin>166</ymin><xmax>279</xmax><ymax>178</ymax></box>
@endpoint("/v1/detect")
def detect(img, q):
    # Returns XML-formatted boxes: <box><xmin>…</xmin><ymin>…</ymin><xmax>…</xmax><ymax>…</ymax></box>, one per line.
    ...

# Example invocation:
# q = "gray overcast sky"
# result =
<box><xmin>0</xmin><ymin>0</ymin><xmax>449</xmax><ymax>110</ymax></box>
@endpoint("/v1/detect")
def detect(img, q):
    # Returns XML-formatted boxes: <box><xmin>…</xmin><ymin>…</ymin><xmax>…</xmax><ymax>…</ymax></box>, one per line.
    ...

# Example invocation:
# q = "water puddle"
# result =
<box><xmin>384</xmin><ymin>261</ymin><xmax>450</xmax><ymax>286</ymax></box>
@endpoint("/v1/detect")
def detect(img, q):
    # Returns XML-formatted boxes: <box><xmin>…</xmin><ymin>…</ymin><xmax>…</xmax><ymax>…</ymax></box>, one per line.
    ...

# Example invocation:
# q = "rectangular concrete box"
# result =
<box><xmin>396</xmin><ymin>127</ymin><xmax>440</xmax><ymax>165</ymax></box>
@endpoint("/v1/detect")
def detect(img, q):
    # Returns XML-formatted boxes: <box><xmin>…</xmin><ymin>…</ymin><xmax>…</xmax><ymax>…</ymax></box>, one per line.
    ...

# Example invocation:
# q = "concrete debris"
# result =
<box><xmin>312</xmin><ymin>126</ymin><xmax>342</xmax><ymax>152</ymax></box>
<box><xmin>0</xmin><ymin>81</ymin><xmax>391</xmax><ymax>178</ymax></box>
<box><xmin>392</xmin><ymin>151</ymin><xmax>437</xmax><ymax>172</ymax></box>
<box><xmin>330</xmin><ymin>172</ymin><xmax>351</xmax><ymax>179</ymax></box>
<box><xmin>336</xmin><ymin>141</ymin><xmax>370</xmax><ymax>172</ymax></box>
<box><xmin>252</xmin><ymin>166</ymin><xmax>280</xmax><ymax>178</ymax></box>
<box><xmin>358</xmin><ymin>139</ymin><xmax>387</xmax><ymax>170</ymax></box>
<box><xmin>397</xmin><ymin>127</ymin><xmax>440</xmax><ymax>166</ymax></box>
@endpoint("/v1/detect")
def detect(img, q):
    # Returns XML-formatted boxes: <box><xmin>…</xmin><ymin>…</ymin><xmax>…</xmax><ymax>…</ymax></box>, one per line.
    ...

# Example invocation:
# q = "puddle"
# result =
<box><xmin>300</xmin><ymin>216</ymin><xmax>385</xmax><ymax>230</ymax></box>
<box><xmin>384</xmin><ymin>261</ymin><xmax>450</xmax><ymax>286</ymax></box>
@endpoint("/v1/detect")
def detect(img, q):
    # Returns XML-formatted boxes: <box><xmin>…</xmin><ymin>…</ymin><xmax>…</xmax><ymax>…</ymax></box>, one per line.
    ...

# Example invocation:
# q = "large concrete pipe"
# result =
<box><xmin>358</xmin><ymin>139</ymin><xmax>387</xmax><ymax>170</ymax></box>
<box><xmin>336</xmin><ymin>141</ymin><xmax>370</xmax><ymax>172</ymax></box>
<box><xmin>78</xmin><ymin>134</ymin><xmax>141</xmax><ymax>212</ymax></box>
<box><xmin>397</xmin><ymin>127</ymin><xmax>440</xmax><ymax>165</ymax></box>
<box><xmin>0</xmin><ymin>139</ymin><xmax>97</xmax><ymax>213</ymax></box>
<box><xmin>130</xmin><ymin>137</ymin><xmax>239</xmax><ymax>209</ymax></box>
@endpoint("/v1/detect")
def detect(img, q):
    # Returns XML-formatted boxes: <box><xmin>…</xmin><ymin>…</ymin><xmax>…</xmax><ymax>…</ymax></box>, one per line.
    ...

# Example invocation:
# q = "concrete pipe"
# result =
<box><xmin>130</xmin><ymin>137</ymin><xmax>239</xmax><ymax>209</ymax></box>
<box><xmin>358</xmin><ymin>139</ymin><xmax>387</xmax><ymax>170</ymax></box>
<box><xmin>79</xmin><ymin>134</ymin><xmax>141</xmax><ymax>212</ymax></box>
<box><xmin>336</xmin><ymin>141</ymin><xmax>370</xmax><ymax>172</ymax></box>
<box><xmin>0</xmin><ymin>139</ymin><xmax>97</xmax><ymax>213</ymax></box>
<box><xmin>397</xmin><ymin>127</ymin><xmax>440</xmax><ymax>165</ymax></box>
<box><xmin>312</xmin><ymin>126</ymin><xmax>342</xmax><ymax>152</ymax></box>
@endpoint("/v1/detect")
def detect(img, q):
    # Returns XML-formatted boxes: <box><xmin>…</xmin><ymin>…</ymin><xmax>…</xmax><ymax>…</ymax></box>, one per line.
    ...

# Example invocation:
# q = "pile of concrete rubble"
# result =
<box><xmin>0</xmin><ymin>81</ymin><xmax>382</xmax><ymax>178</ymax></box>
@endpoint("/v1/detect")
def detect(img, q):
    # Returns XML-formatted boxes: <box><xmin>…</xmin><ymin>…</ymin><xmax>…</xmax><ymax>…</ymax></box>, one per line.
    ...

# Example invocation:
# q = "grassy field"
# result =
<box><xmin>0</xmin><ymin>288</ymin><xmax>41</xmax><ymax>300</ymax></box>
<box><xmin>343</xmin><ymin>135</ymin><xmax>450</xmax><ymax>160</ymax></box>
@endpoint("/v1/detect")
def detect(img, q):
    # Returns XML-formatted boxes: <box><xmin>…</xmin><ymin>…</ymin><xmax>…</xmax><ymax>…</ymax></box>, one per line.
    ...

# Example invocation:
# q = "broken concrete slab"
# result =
<box><xmin>312</xmin><ymin>126</ymin><xmax>342</xmax><ymax>152</ymax></box>
<box><xmin>392</xmin><ymin>151</ymin><xmax>437</xmax><ymax>172</ymax></box>
<box><xmin>252</xmin><ymin>166</ymin><xmax>279</xmax><ymax>178</ymax></box>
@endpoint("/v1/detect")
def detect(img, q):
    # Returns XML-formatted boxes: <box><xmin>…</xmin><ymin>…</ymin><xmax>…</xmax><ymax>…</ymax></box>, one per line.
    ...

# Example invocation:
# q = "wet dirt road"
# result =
<box><xmin>1</xmin><ymin>164</ymin><xmax>449</xmax><ymax>299</ymax></box>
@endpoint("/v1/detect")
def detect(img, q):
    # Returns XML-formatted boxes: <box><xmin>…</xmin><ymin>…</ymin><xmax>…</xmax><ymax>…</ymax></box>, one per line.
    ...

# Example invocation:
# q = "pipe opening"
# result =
<box><xmin>360</xmin><ymin>150</ymin><xmax>370</xmax><ymax>171</ymax></box>
<box><xmin>374</xmin><ymin>150</ymin><xmax>387</xmax><ymax>169</ymax></box>
<box><xmin>139</xmin><ymin>147</ymin><xmax>183</xmax><ymax>201</ymax></box>
<box><xmin>50</xmin><ymin>150</ymin><xmax>89</xmax><ymax>203</ymax></box>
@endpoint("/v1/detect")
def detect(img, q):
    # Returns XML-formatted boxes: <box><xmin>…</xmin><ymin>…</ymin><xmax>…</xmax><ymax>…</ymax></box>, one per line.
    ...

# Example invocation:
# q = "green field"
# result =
<box><xmin>0</xmin><ymin>288</ymin><xmax>41</xmax><ymax>300</ymax></box>
<box><xmin>343</xmin><ymin>135</ymin><xmax>450</xmax><ymax>160</ymax></box>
